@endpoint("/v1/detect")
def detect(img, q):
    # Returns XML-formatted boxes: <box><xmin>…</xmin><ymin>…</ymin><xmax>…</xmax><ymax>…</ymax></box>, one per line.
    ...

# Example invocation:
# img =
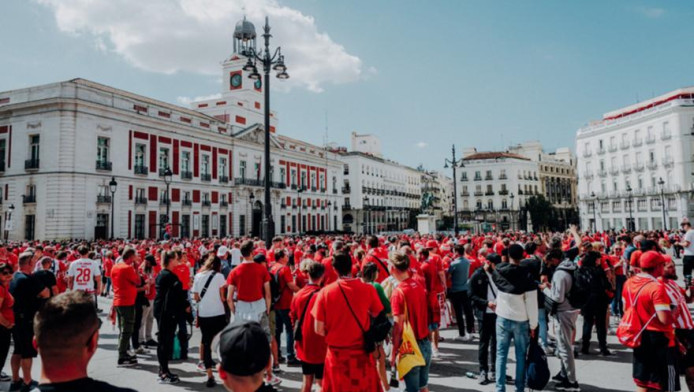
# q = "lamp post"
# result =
<box><xmin>626</xmin><ymin>185</ymin><xmax>634</xmax><ymax>231</ymax></box>
<box><xmin>327</xmin><ymin>201</ymin><xmax>332</xmax><ymax>232</ymax></box>
<box><xmin>510</xmin><ymin>192</ymin><xmax>515</xmax><ymax>231</ymax></box>
<box><xmin>4</xmin><ymin>204</ymin><xmax>14</xmax><ymax>242</ymax></box>
<box><xmin>444</xmin><ymin>144</ymin><xmax>464</xmax><ymax>235</ymax></box>
<box><xmin>363</xmin><ymin>196</ymin><xmax>369</xmax><ymax>235</ymax></box>
<box><xmin>162</xmin><ymin>168</ymin><xmax>172</xmax><ymax>239</ymax></box>
<box><xmin>109</xmin><ymin>176</ymin><xmax>118</xmax><ymax>239</ymax></box>
<box><xmin>249</xmin><ymin>192</ymin><xmax>255</xmax><ymax>236</ymax></box>
<box><xmin>590</xmin><ymin>191</ymin><xmax>597</xmax><ymax>233</ymax></box>
<box><xmin>243</xmin><ymin>17</ymin><xmax>289</xmax><ymax>247</ymax></box>
<box><xmin>297</xmin><ymin>186</ymin><xmax>304</xmax><ymax>233</ymax></box>
<box><xmin>658</xmin><ymin>177</ymin><xmax>667</xmax><ymax>231</ymax></box>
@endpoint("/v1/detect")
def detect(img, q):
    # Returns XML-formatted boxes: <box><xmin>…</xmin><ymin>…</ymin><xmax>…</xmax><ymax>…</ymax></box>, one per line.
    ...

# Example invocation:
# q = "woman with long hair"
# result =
<box><xmin>153</xmin><ymin>251</ymin><xmax>191</xmax><ymax>384</ymax></box>
<box><xmin>192</xmin><ymin>253</ymin><xmax>226</xmax><ymax>388</ymax></box>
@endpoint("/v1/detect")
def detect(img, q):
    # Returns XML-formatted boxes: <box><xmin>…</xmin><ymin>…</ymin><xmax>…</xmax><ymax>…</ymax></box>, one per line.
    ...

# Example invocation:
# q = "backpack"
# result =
<box><xmin>565</xmin><ymin>266</ymin><xmax>592</xmax><ymax>309</ymax></box>
<box><xmin>525</xmin><ymin>339</ymin><xmax>550</xmax><ymax>390</ymax></box>
<box><xmin>617</xmin><ymin>281</ymin><xmax>656</xmax><ymax>348</ymax></box>
<box><xmin>269</xmin><ymin>266</ymin><xmax>284</xmax><ymax>306</ymax></box>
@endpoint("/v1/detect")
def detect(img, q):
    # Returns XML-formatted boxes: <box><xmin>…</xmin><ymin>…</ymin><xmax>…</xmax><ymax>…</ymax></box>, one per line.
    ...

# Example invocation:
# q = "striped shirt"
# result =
<box><xmin>662</xmin><ymin>279</ymin><xmax>694</xmax><ymax>330</ymax></box>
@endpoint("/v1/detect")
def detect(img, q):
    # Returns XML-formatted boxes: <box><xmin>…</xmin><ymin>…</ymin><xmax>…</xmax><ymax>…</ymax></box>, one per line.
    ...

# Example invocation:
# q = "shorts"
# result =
<box><xmin>268</xmin><ymin>310</ymin><xmax>276</xmax><ymax>338</ymax></box>
<box><xmin>633</xmin><ymin>330</ymin><xmax>680</xmax><ymax>391</ymax></box>
<box><xmin>235</xmin><ymin>299</ymin><xmax>271</xmax><ymax>341</ymax></box>
<box><xmin>676</xmin><ymin>329</ymin><xmax>694</xmax><ymax>371</ymax></box>
<box><xmin>428</xmin><ymin>323</ymin><xmax>439</xmax><ymax>332</ymax></box>
<box><xmin>12</xmin><ymin>319</ymin><xmax>37</xmax><ymax>359</ymax></box>
<box><xmin>301</xmin><ymin>361</ymin><xmax>325</xmax><ymax>378</ymax></box>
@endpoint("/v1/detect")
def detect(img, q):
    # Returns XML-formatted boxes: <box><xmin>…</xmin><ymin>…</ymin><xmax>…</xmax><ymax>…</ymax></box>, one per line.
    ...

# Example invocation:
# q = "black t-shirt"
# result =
<box><xmin>34</xmin><ymin>270</ymin><xmax>57</xmax><ymax>296</ymax></box>
<box><xmin>38</xmin><ymin>377</ymin><xmax>137</xmax><ymax>392</ymax></box>
<box><xmin>9</xmin><ymin>272</ymin><xmax>44</xmax><ymax>319</ymax></box>
<box><xmin>153</xmin><ymin>269</ymin><xmax>186</xmax><ymax>320</ymax></box>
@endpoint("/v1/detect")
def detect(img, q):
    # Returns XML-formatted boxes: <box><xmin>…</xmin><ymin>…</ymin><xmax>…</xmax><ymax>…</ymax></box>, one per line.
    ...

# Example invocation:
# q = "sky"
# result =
<box><xmin>2</xmin><ymin>0</ymin><xmax>694</xmax><ymax>171</ymax></box>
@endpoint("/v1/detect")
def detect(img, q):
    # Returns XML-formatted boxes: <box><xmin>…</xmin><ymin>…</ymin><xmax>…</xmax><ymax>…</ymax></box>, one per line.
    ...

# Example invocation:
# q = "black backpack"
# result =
<box><xmin>566</xmin><ymin>266</ymin><xmax>592</xmax><ymax>309</ymax></box>
<box><xmin>269</xmin><ymin>267</ymin><xmax>283</xmax><ymax>306</ymax></box>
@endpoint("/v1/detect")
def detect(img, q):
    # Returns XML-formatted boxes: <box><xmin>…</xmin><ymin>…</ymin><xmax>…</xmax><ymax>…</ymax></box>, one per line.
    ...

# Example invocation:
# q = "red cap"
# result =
<box><xmin>425</xmin><ymin>240</ymin><xmax>438</xmax><ymax>249</ymax></box>
<box><xmin>639</xmin><ymin>251</ymin><xmax>665</xmax><ymax>269</ymax></box>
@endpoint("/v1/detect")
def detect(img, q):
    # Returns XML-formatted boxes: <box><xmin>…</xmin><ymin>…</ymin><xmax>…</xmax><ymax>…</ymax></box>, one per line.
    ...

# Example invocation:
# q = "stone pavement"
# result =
<box><xmin>0</xmin><ymin>294</ymin><xmax>637</xmax><ymax>391</ymax></box>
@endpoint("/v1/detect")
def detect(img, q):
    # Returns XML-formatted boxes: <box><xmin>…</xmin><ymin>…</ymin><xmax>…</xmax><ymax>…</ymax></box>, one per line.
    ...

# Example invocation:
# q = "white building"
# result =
<box><xmin>576</xmin><ymin>87</ymin><xmax>694</xmax><ymax>231</ymax></box>
<box><xmin>335</xmin><ymin>133</ymin><xmax>421</xmax><ymax>234</ymax></box>
<box><xmin>0</xmin><ymin>17</ymin><xmax>343</xmax><ymax>240</ymax></box>
<box><xmin>420</xmin><ymin>170</ymin><xmax>454</xmax><ymax>224</ymax></box>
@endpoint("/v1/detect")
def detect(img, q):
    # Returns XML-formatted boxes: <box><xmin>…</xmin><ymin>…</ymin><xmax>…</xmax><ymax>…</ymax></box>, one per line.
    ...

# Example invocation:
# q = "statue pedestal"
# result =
<box><xmin>417</xmin><ymin>214</ymin><xmax>436</xmax><ymax>235</ymax></box>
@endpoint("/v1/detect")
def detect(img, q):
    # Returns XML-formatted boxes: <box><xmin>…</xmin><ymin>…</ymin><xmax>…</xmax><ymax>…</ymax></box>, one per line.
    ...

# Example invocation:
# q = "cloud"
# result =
<box><xmin>416</xmin><ymin>142</ymin><xmax>428</xmax><ymax>149</ymax></box>
<box><xmin>635</xmin><ymin>6</ymin><xmax>665</xmax><ymax>18</ymax></box>
<box><xmin>176</xmin><ymin>93</ymin><xmax>222</xmax><ymax>106</ymax></box>
<box><xmin>34</xmin><ymin>0</ymin><xmax>367</xmax><ymax>93</ymax></box>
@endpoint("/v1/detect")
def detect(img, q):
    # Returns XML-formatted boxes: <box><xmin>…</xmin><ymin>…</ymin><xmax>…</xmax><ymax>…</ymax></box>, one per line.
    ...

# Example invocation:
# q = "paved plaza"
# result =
<box><xmin>0</xmin><ymin>294</ymin><xmax>636</xmax><ymax>392</ymax></box>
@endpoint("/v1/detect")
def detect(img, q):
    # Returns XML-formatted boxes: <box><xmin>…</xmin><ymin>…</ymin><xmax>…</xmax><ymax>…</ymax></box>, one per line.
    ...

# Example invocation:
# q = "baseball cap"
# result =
<box><xmin>639</xmin><ymin>251</ymin><xmax>665</xmax><ymax>269</ymax></box>
<box><xmin>253</xmin><ymin>254</ymin><xmax>266</xmax><ymax>264</ymax></box>
<box><xmin>216</xmin><ymin>246</ymin><xmax>229</xmax><ymax>258</ymax></box>
<box><xmin>218</xmin><ymin>320</ymin><xmax>270</xmax><ymax>376</ymax></box>
<box><xmin>486</xmin><ymin>253</ymin><xmax>502</xmax><ymax>265</ymax></box>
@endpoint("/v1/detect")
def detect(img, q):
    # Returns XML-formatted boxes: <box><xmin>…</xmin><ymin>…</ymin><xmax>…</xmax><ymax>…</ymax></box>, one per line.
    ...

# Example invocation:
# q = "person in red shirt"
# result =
<box><xmin>0</xmin><ymin>262</ymin><xmax>14</xmax><ymax>378</ymax></box>
<box><xmin>421</xmin><ymin>245</ymin><xmax>446</xmax><ymax>357</ymax></box>
<box><xmin>320</xmin><ymin>241</ymin><xmax>344</xmax><ymax>286</ymax></box>
<box><xmin>313</xmin><ymin>252</ymin><xmax>384</xmax><ymax>392</ymax></box>
<box><xmin>362</xmin><ymin>236</ymin><xmax>390</xmax><ymax>283</ymax></box>
<box><xmin>111</xmin><ymin>247</ymin><xmax>141</xmax><ymax>366</ymax></box>
<box><xmin>101</xmin><ymin>251</ymin><xmax>114</xmax><ymax>297</ymax></box>
<box><xmin>290</xmin><ymin>261</ymin><xmax>327</xmax><ymax>392</ymax></box>
<box><xmin>389</xmin><ymin>251</ymin><xmax>431</xmax><ymax>392</ymax></box>
<box><xmin>172</xmin><ymin>249</ymin><xmax>192</xmax><ymax>360</ymax></box>
<box><xmin>622</xmin><ymin>251</ymin><xmax>677</xmax><ymax>392</ymax></box>
<box><xmin>270</xmin><ymin>249</ymin><xmax>300</xmax><ymax>365</ymax></box>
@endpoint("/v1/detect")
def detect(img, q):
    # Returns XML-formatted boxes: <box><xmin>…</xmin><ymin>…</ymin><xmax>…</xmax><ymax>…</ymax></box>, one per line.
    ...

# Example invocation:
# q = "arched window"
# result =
<box><xmin>487</xmin><ymin>199</ymin><xmax>494</xmax><ymax>210</ymax></box>
<box><xmin>501</xmin><ymin>199</ymin><xmax>508</xmax><ymax>209</ymax></box>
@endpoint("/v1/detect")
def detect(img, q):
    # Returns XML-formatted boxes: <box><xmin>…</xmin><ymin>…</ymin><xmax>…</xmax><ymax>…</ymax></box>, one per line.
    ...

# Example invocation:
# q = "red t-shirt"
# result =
<box><xmin>468</xmin><ymin>256</ymin><xmax>483</xmax><ymax>278</ymax></box>
<box><xmin>227</xmin><ymin>262</ymin><xmax>270</xmax><ymax>302</ymax></box>
<box><xmin>312</xmin><ymin>278</ymin><xmax>384</xmax><ymax>348</ymax></box>
<box><xmin>173</xmin><ymin>262</ymin><xmax>191</xmax><ymax>291</ymax></box>
<box><xmin>103</xmin><ymin>258</ymin><xmax>114</xmax><ymax>278</ymax></box>
<box><xmin>321</xmin><ymin>257</ymin><xmax>338</xmax><ymax>286</ymax></box>
<box><xmin>421</xmin><ymin>258</ymin><xmax>443</xmax><ymax>295</ymax></box>
<box><xmin>390</xmin><ymin>277</ymin><xmax>429</xmax><ymax>340</ymax></box>
<box><xmin>630</xmin><ymin>250</ymin><xmax>643</xmax><ymax>269</ymax></box>
<box><xmin>111</xmin><ymin>263</ymin><xmax>140</xmax><ymax>307</ymax></box>
<box><xmin>623</xmin><ymin>275</ymin><xmax>673</xmax><ymax>334</ymax></box>
<box><xmin>608</xmin><ymin>255</ymin><xmax>624</xmax><ymax>276</ymax></box>
<box><xmin>290</xmin><ymin>284</ymin><xmax>326</xmax><ymax>364</ymax></box>
<box><xmin>362</xmin><ymin>250</ymin><xmax>390</xmax><ymax>283</ymax></box>
<box><xmin>0</xmin><ymin>285</ymin><xmax>14</xmax><ymax>325</ymax></box>
<box><xmin>270</xmin><ymin>263</ymin><xmax>294</xmax><ymax>310</ymax></box>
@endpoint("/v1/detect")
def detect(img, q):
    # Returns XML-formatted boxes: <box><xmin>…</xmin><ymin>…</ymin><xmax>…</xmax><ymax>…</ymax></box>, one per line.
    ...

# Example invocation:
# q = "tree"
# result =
<box><xmin>524</xmin><ymin>195</ymin><xmax>555</xmax><ymax>232</ymax></box>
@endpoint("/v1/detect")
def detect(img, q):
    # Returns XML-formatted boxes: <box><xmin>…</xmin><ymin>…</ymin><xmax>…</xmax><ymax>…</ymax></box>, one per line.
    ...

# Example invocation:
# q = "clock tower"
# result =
<box><xmin>192</xmin><ymin>16</ymin><xmax>277</xmax><ymax>133</ymax></box>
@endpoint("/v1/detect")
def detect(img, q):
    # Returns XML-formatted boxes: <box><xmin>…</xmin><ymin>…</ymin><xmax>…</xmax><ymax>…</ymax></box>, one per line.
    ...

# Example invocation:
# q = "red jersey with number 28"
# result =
<box><xmin>67</xmin><ymin>259</ymin><xmax>100</xmax><ymax>293</ymax></box>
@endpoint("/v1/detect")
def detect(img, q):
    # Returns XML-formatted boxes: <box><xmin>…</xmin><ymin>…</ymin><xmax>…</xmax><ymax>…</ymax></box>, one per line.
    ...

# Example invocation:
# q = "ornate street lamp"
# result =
<box><xmin>109</xmin><ymin>176</ymin><xmax>118</xmax><ymax>239</ymax></box>
<box><xmin>297</xmin><ymin>186</ymin><xmax>304</xmax><ymax>233</ymax></box>
<box><xmin>4</xmin><ymin>204</ymin><xmax>14</xmax><ymax>241</ymax></box>
<box><xmin>590</xmin><ymin>191</ymin><xmax>597</xmax><ymax>233</ymax></box>
<box><xmin>510</xmin><ymin>192</ymin><xmax>515</xmax><ymax>231</ymax></box>
<box><xmin>363</xmin><ymin>196</ymin><xmax>369</xmax><ymax>235</ymax></box>
<box><xmin>243</xmin><ymin>17</ymin><xmax>289</xmax><ymax>247</ymax></box>
<box><xmin>163</xmin><ymin>168</ymin><xmax>172</xmax><ymax>239</ymax></box>
<box><xmin>658</xmin><ymin>177</ymin><xmax>667</xmax><ymax>231</ymax></box>
<box><xmin>626</xmin><ymin>185</ymin><xmax>634</xmax><ymax>231</ymax></box>
<box><xmin>444</xmin><ymin>144</ymin><xmax>464</xmax><ymax>235</ymax></box>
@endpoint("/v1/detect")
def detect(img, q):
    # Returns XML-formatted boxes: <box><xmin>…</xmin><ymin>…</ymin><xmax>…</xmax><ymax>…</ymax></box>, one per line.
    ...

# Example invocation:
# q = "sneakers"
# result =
<box><xmin>9</xmin><ymin>381</ymin><xmax>23</xmax><ymax>392</ymax></box>
<box><xmin>488</xmin><ymin>371</ymin><xmax>495</xmax><ymax>381</ymax></box>
<box><xmin>0</xmin><ymin>372</ymin><xmax>11</xmax><ymax>382</ymax></box>
<box><xmin>552</xmin><ymin>372</ymin><xmax>568</xmax><ymax>383</ymax></box>
<box><xmin>556</xmin><ymin>380</ymin><xmax>580</xmax><ymax>391</ymax></box>
<box><xmin>158</xmin><ymin>373</ymin><xmax>180</xmax><ymax>384</ymax></box>
<box><xmin>197</xmin><ymin>361</ymin><xmax>207</xmax><ymax>373</ymax></box>
<box><xmin>272</xmin><ymin>364</ymin><xmax>283</xmax><ymax>373</ymax></box>
<box><xmin>431</xmin><ymin>348</ymin><xmax>440</xmax><ymax>359</ymax></box>
<box><xmin>134</xmin><ymin>346</ymin><xmax>147</xmax><ymax>355</ymax></box>
<box><xmin>20</xmin><ymin>380</ymin><xmax>39</xmax><ymax>392</ymax></box>
<box><xmin>145</xmin><ymin>339</ymin><xmax>159</xmax><ymax>347</ymax></box>
<box><xmin>455</xmin><ymin>334</ymin><xmax>472</xmax><ymax>342</ymax></box>
<box><xmin>477</xmin><ymin>371</ymin><xmax>490</xmax><ymax>385</ymax></box>
<box><xmin>600</xmin><ymin>349</ymin><xmax>614</xmax><ymax>357</ymax></box>
<box><xmin>118</xmin><ymin>355</ymin><xmax>138</xmax><ymax>367</ymax></box>
<box><xmin>205</xmin><ymin>378</ymin><xmax>217</xmax><ymax>388</ymax></box>
<box><xmin>286</xmin><ymin>356</ymin><xmax>301</xmax><ymax>366</ymax></box>
<box><xmin>266</xmin><ymin>375</ymin><xmax>282</xmax><ymax>386</ymax></box>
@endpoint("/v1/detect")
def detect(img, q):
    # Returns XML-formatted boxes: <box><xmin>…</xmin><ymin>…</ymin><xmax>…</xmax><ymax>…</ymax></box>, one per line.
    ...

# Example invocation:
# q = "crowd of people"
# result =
<box><xmin>0</xmin><ymin>217</ymin><xmax>691</xmax><ymax>392</ymax></box>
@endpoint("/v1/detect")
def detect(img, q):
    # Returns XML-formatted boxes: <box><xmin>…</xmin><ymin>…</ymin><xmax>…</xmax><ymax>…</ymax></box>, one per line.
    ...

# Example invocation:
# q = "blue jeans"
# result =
<box><xmin>495</xmin><ymin>317</ymin><xmax>530</xmax><ymax>392</ymax></box>
<box><xmin>538</xmin><ymin>308</ymin><xmax>548</xmax><ymax>348</ymax></box>
<box><xmin>275</xmin><ymin>309</ymin><xmax>295</xmax><ymax>358</ymax></box>
<box><xmin>403</xmin><ymin>339</ymin><xmax>432</xmax><ymax>392</ymax></box>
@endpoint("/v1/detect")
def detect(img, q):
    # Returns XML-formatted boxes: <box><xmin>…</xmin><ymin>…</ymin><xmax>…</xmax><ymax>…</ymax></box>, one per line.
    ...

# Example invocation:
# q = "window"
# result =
<box><xmin>310</xmin><ymin>172</ymin><xmax>316</xmax><ymax>188</ymax></box>
<box><xmin>476</xmin><ymin>200</ymin><xmax>482</xmax><ymax>209</ymax></box>
<box><xmin>280</xmin><ymin>167</ymin><xmax>286</xmax><ymax>182</ymax></box>
<box><xmin>501</xmin><ymin>199</ymin><xmax>508</xmax><ymax>209</ymax></box>
<box><xmin>663</xmin><ymin>121</ymin><xmax>671</xmax><ymax>136</ymax></box>
<box><xmin>332</xmin><ymin>176</ymin><xmax>337</xmax><ymax>192</ymax></box>
<box><xmin>183</xmin><ymin>191</ymin><xmax>191</xmax><ymax>202</ymax></box>
<box><xmin>219</xmin><ymin>157</ymin><xmax>227</xmax><ymax>175</ymax></box>
<box><xmin>461</xmin><ymin>172</ymin><xmax>468</xmax><ymax>181</ymax></box>
<box><xmin>487</xmin><ymin>200</ymin><xmax>493</xmax><ymax>210</ymax></box>
<box><xmin>254</xmin><ymin>162</ymin><xmax>260</xmax><ymax>180</ymax></box>
<box><xmin>599</xmin><ymin>160</ymin><xmax>605</xmax><ymax>170</ymax></box>
<box><xmin>599</xmin><ymin>139</ymin><xmax>603</xmax><ymax>148</ymax></box>
<box><xmin>135</xmin><ymin>188</ymin><xmax>145</xmax><ymax>200</ymax></box>
<box><xmin>301</xmin><ymin>171</ymin><xmax>307</xmax><ymax>188</ymax></box>
<box><xmin>159</xmin><ymin>147</ymin><xmax>169</xmax><ymax>170</ymax></box>
<box><xmin>181</xmin><ymin>151</ymin><xmax>190</xmax><ymax>172</ymax></box>
<box><xmin>635</xmin><ymin>152</ymin><xmax>642</xmax><ymax>163</ymax></box>
<box><xmin>0</xmin><ymin>139</ymin><xmax>6</xmax><ymax>170</ymax></box>
<box><xmin>97</xmin><ymin>137</ymin><xmax>109</xmax><ymax>163</ymax></box>
<box><xmin>181</xmin><ymin>215</ymin><xmax>190</xmax><ymax>238</ymax></box>
<box><xmin>201</xmin><ymin>155</ymin><xmax>210</xmax><ymax>175</ymax></box>
<box><xmin>648</xmin><ymin>150</ymin><xmax>655</xmax><ymax>163</ymax></box>
<box><xmin>135</xmin><ymin>144</ymin><xmax>146</xmax><ymax>167</ymax></box>
<box><xmin>239</xmin><ymin>161</ymin><xmax>247</xmax><ymax>179</ymax></box>
<box><xmin>290</xmin><ymin>169</ymin><xmax>297</xmax><ymax>186</ymax></box>
<box><xmin>474</xmin><ymin>171</ymin><xmax>481</xmax><ymax>180</ymax></box>
<box><xmin>134</xmin><ymin>214</ymin><xmax>145</xmax><ymax>239</ymax></box>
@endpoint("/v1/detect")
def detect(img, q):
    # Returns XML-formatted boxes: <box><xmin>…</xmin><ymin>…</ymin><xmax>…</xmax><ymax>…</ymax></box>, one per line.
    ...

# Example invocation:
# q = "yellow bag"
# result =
<box><xmin>396</xmin><ymin>307</ymin><xmax>425</xmax><ymax>377</ymax></box>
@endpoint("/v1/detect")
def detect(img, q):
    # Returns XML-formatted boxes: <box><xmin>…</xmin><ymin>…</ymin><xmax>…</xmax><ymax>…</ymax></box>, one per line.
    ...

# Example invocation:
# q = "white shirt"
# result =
<box><xmin>230</xmin><ymin>248</ymin><xmax>242</xmax><ymax>266</ymax></box>
<box><xmin>484</xmin><ymin>271</ymin><xmax>498</xmax><ymax>314</ymax></box>
<box><xmin>192</xmin><ymin>270</ymin><xmax>226</xmax><ymax>317</ymax></box>
<box><xmin>67</xmin><ymin>258</ymin><xmax>101</xmax><ymax>293</ymax></box>
<box><xmin>684</xmin><ymin>229</ymin><xmax>694</xmax><ymax>256</ymax></box>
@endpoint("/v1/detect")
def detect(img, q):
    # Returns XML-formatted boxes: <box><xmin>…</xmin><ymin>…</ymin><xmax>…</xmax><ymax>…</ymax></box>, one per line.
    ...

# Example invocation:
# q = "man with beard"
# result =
<box><xmin>662</xmin><ymin>258</ymin><xmax>694</xmax><ymax>391</ymax></box>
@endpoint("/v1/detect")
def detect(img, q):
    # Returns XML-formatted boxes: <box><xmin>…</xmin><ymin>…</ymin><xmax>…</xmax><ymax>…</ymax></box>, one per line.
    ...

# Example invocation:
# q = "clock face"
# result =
<box><xmin>254</xmin><ymin>79</ymin><xmax>262</xmax><ymax>91</ymax></box>
<box><xmin>230</xmin><ymin>73</ymin><xmax>242</xmax><ymax>89</ymax></box>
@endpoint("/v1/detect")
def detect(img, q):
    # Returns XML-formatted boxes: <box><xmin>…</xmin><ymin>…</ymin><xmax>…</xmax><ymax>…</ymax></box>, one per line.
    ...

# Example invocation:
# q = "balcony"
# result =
<box><xmin>646</xmin><ymin>135</ymin><xmax>656</xmax><ymax>144</ymax></box>
<box><xmin>461</xmin><ymin>191</ymin><xmax>470</xmax><ymax>196</ymax></box>
<box><xmin>181</xmin><ymin>171</ymin><xmax>192</xmax><ymax>180</ymax></box>
<box><xmin>201</xmin><ymin>173</ymin><xmax>212</xmax><ymax>182</ymax></box>
<box><xmin>25</xmin><ymin>159</ymin><xmax>40</xmax><ymax>170</ymax></box>
<box><xmin>96</xmin><ymin>195</ymin><xmax>112</xmax><ymax>204</ymax></box>
<box><xmin>582</xmin><ymin>171</ymin><xmax>594</xmax><ymax>180</ymax></box>
<box><xmin>485</xmin><ymin>191</ymin><xmax>494</xmax><ymax>196</ymax></box>
<box><xmin>22</xmin><ymin>194</ymin><xmax>36</xmax><ymax>204</ymax></box>
<box><xmin>608</xmin><ymin>144</ymin><xmax>618</xmax><ymax>152</ymax></box>
<box><xmin>280</xmin><ymin>202</ymin><xmax>286</xmax><ymax>209</ymax></box>
<box><xmin>620</xmin><ymin>141</ymin><xmax>630</xmax><ymax>150</ymax></box>
<box><xmin>134</xmin><ymin>165</ymin><xmax>148</xmax><ymax>175</ymax></box>
<box><xmin>498</xmin><ymin>189</ymin><xmax>509</xmax><ymax>195</ymax></box>
<box><xmin>182</xmin><ymin>199</ymin><xmax>192</xmax><ymax>207</ymax></box>
<box><xmin>661</xmin><ymin>132</ymin><xmax>672</xmax><ymax>141</ymax></box>
<box><xmin>332</xmin><ymin>188</ymin><xmax>338</xmax><ymax>194</ymax></box>
<box><xmin>634</xmin><ymin>162</ymin><xmax>645</xmax><ymax>172</ymax></box>
<box><xmin>461</xmin><ymin>176</ymin><xmax>468</xmax><ymax>182</ymax></box>
<box><xmin>632</xmin><ymin>138</ymin><xmax>643</xmax><ymax>147</ymax></box>
<box><xmin>597</xmin><ymin>147</ymin><xmax>606</xmax><ymax>155</ymax></box>
<box><xmin>474</xmin><ymin>191</ymin><xmax>483</xmax><ymax>196</ymax></box>
<box><xmin>474</xmin><ymin>176</ymin><xmax>482</xmax><ymax>181</ymax></box>
<box><xmin>220</xmin><ymin>201</ymin><xmax>229</xmax><ymax>207</ymax></box>
<box><xmin>219</xmin><ymin>175</ymin><xmax>229</xmax><ymax>183</ymax></box>
<box><xmin>290</xmin><ymin>184</ymin><xmax>298</xmax><ymax>190</ymax></box>
<box><xmin>202</xmin><ymin>200</ymin><xmax>211</xmax><ymax>207</ymax></box>
<box><xmin>158</xmin><ymin>168</ymin><xmax>170</xmax><ymax>177</ymax></box>
<box><xmin>234</xmin><ymin>178</ymin><xmax>285</xmax><ymax>189</ymax></box>
<box><xmin>621</xmin><ymin>164</ymin><xmax>631</xmax><ymax>174</ymax></box>
<box><xmin>609</xmin><ymin>167</ymin><xmax>619</xmax><ymax>176</ymax></box>
<box><xmin>311</xmin><ymin>187</ymin><xmax>317</xmax><ymax>192</ymax></box>
<box><xmin>320</xmin><ymin>188</ymin><xmax>326</xmax><ymax>193</ymax></box>
<box><xmin>96</xmin><ymin>160</ymin><xmax>112</xmax><ymax>171</ymax></box>
<box><xmin>485</xmin><ymin>175</ymin><xmax>493</xmax><ymax>181</ymax></box>
<box><xmin>344</xmin><ymin>202</ymin><xmax>352</xmax><ymax>210</ymax></box>
<box><xmin>582</xmin><ymin>150</ymin><xmax>592</xmax><ymax>158</ymax></box>
<box><xmin>499</xmin><ymin>174</ymin><xmax>507</xmax><ymax>180</ymax></box>
<box><xmin>160</xmin><ymin>198</ymin><xmax>170</xmax><ymax>206</ymax></box>
<box><xmin>663</xmin><ymin>157</ymin><xmax>674</xmax><ymax>167</ymax></box>
<box><xmin>134</xmin><ymin>196</ymin><xmax>147</xmax><ymax>205</ymax></box>
<box><xmin>647</xmin><ymin>161</ymin><xmax>658</xmax><ymax>170</ymax></box>
<box><xmin>597</xmin><ymin>169</ymin><xmax>607</xmax><ymax>177</ymax></box>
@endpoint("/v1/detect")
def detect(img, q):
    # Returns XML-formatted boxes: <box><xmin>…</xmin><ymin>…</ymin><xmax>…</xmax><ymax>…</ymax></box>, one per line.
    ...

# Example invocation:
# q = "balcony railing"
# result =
<box><xmin>485</xmin><ymin>191</ymin><xmax>494</xmax><ymax>196</ymax></box>
<box><xmin>25</xmin><ymin>159</ymin><xmax>40</xmax><ymax>170</ymax></box>
<box><xmin>333</xmin><ymin>188</ymin><xmax>338</xmax><ymax>194</ymax></box>
<box><xmin>201</xmin><ymin>173</ymin><xmax>212</xmax><ymax>182</ymax></box>
<box><xmin>202</xmin><ymin>200</ymin><xmax>211</xmax><ymax>207</ymax></box>
<box><xmin>608</xmin><ymin>144</ymin><xmax>618</xmax><ymax>152</ymax></box>
<box><xmin>220</xmin><ymin>201</ymin><xmax>229</xmax><ymax>207</ymax></box>
<box><xmin>134</xmin><ymin>196</ymin><xmax>147</xmax><ymax>205</ymax></box>
<box><xmin>160</xmin><ymin>198</ymin><xmax>170</xmax><ymax>206</ymax></box>
<box><xmin>661</xmin><ymin>132</ymin><xmax>672</xmax><ymax>141</ymax></box>
<box><xmin>634</xmin><ymin>162</ymin><xmax>645</xmax><ymax>172</ymax></box>
<box><xmin>621</xmin><ymin>164</ymin><xmax>631</xmax><ymax>173</ymax></box>
<box><xmin>461</xmin><ymin>176</ymin><xmax>468</xmax><ymax>182</ymax></box>
<box><xmin>620</xmin><ymin>141</ymin><xmax>630</xmax><ymax>150</ymax></box>
<box><xmin>582</xmin><ymin>150</ymin><xmax>592</xmax><ymax>158</ymax></box>
<box><xmin>320</xmin><ymin>188</ymin><xmax>326</xmax><ymax>193</ymax></box>
<box><xmin>632</xmin><ymin>138</ymin><xmax>643</xmax><ymax>147</ymax></box>
<box><xmin>597</xmin><ymin>147</ymin><xmax>606</xmax><ymax>155</ymax></box>
<box><xmin>485</xmin><ymin>175</ymin><xmax>493</xmax><ymax>181</ymax></box>
<box><xmin>280</xmin><ymin>203</ymin><xmax>286</xmax><ymax>209</ymax></box>
<box><xmin>311</xmin><ymin>187</ymin><xmax>317</xmax><ymax>192</ymax></box>
<box><xmin>499</xmin><ymin>174</ymin><xmax>507</xmax><ymax>180</ymax></box>
<box><xmin>234</xmin><ymin>178</ymin><xmax>286</xmax><ymax>189</ymax></box>
<box><xmin>647</xmin><ymin>161</ymin><xmax>658</xmax><ymax>170</ymax></box>
<box><xmin>609</xmin><ymin>167</ymin><xmax>619</xmax><ymax>176</ymax></box>
<box><xmin>182</xmin><ymin>199</ymin><xmax>192</xmax><ymax>206</ymax></box>
<box><xmin>344</xmin><ymin>202</ymin><xmax>352</xmax><ymax>209</ymax></box>
<box><xmin>291</xmin><ymin>184</ymin><xmax>298</xmax><ymax>190</ymax></box>
<box><xmin>461</xmin><ymin>192</ymin><xmax>470</xmax><ymax>196</ymax></box>
<box><xmin>646</xmin><ymin>135</ymin><xmax>656</xmax><ymax>144</ymax></box>
<box><xmin>96</xmin><ymin>160</ymin><xmax>112</xmax><ymax>171</ymax></box>
<box><xmin>158</xmin><ymin>168</ymin><xmax>169</xmax><ymax>177</ymax></box>
<box><xmin>219</xmin><ymin>175</ymin><xmax>229</xmax><ymax>183</ymax></box>
<box><xmin>96</xmin><ymin>195</ymin><xmax>112</xmax><ymax>204</ymax></box>
<box><xmin>181</xmin><ymin>170</ymin><xmax>192</xmax><ymax>180</ymax></box>
<box><xmin>498</xmin><ymin>190</ymin><xmax>509</xmax><ymax>195</ymax></box>
<box><xmin>474</xmin><ymin>177</ymin><xmax>482</xmax><ymax>181</ymax></box>
<box><xmin>22</xmin><ymin>194</ymin><xmax>36</xmax><ymax>204</ymax></box>
<box><xmin>134</xmin><ymin>165</ymin><xmax>148</xmax><ymax>175</ymax></box>
<box><xmin>663</xmin><ymin>157</ymin><xmax>674</xmax><ymax>167</ymax></box>
<box><xmin>474</xmin><ymin>191</ymin><xmax>483</xmax><ymax>196</ymax></box>
<box><xmin>597</xmin><ymin>169</ymin><xmax>607</xmax><ymax>177</ymax></box>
